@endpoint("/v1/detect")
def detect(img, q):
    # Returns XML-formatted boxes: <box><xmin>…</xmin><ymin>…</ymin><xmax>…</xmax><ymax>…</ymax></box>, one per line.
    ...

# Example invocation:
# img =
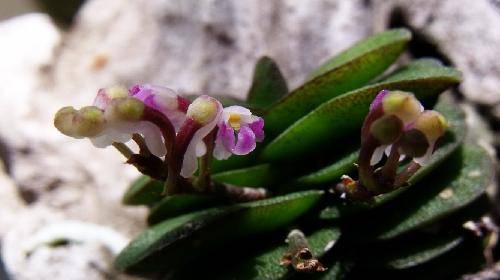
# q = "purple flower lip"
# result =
<box><xmin>213</xmin><ymin>106</ymin><xmax>265</xmax><ymax>160</ymax></box>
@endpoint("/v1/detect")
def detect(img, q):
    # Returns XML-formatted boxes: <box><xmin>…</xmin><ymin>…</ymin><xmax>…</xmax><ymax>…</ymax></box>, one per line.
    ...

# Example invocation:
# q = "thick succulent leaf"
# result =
<box><xmin>211</xmin><ymin>152</ymin><xmax>259</xmax><ymax>173</ymax></box>
<box><xmin>293</xmin><ymin>150</ymin><xmax>359</xmax><ymax>186</ymax></box>
<box><xmin>115</xmin><ymin>190</ymin><xmax>324</xmax><ymax>275</ymax></box>
<box><xmin>122</xmin><ymin>176</ymin><xmax>163</xmax><ymax>206</ymax></box>
<box><xmin>247</xmin><ymin>56</ymin><xmax>288</xmax><ymax>109</ymax></box>
<box><xmin>374</xmin><ymin>144</ymin><xmax>493</xmax><ymax>240</ymax></box>
<box><xmin>265</xmin><ymin>29</ymin><xmax>411</xmax><ymax>136</ymax></box>
<box><xmin>212</xmin><ymin>164</ymin><xmax>273</xmax><ymax>187</ymax></box>
<box><xmin>262</xmin><ymin>60</ymin><xmax>461</xmax><ymax>161</ymax></box>
<box><xmin>319</xmin><ymin>97</ymin><xmax>466</xmax><ymax>219</ymax></box>
<box><xmin>381</xmin><ymin>234</ymin><xmax>463</xmax><ymax>270</ymax></box>
<box><xmin>147</xmin><ymin>194</ymin><xmax>222</xmax><ymax>225</ymax></box>
<box><xmin>220</xmin><ymin>226</ymin><xmax>340</xmax><ymax>279</ymax></box>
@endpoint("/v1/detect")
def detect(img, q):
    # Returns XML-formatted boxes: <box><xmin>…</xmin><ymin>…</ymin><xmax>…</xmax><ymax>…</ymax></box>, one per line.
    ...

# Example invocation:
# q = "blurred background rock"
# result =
<box><xmin>0</xmin><ymin>0</ymin><xmax>499</xmax><ymax>279</ymax></box>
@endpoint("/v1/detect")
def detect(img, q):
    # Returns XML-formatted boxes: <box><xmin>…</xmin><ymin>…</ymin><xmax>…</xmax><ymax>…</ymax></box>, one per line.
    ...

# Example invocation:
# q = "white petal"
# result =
<box><xmin>195</xmin><ymin>142</ymin><xmax>207</xmax><ymax>157</ymax></box>
<box><xmin>413</xmin><ymin>142</ymin><xmax>435</xmax><ymax>166</ymax></box>
<box><xmin>213</xmin><ymin>138</ymin><xmax>232</xmax><ymax>160</ymax></box>
<box><xmin>384</xmin><ymin>145</ymin><xmax>405</xmax><ymax>162</ymax></box>
<box><xmin>371</xmin><ymin>145</ymin><xmax>388</xmax><ymax>166</ymax></box>
<box><xmin>180</xmin><ymin>99</ymin><xmax>223</xmax><ymax>178</ymax></box>
<box><xmin>90</xmin><ymin>134</ymin><xmax>113</xmax><ymax>148</ymax></box>
<box><xmin>222</xmin><ymin>105</ymin><xmax>252</xmax><ymax>122</ymax></box>
<box><xmin>138</xmin><ymin>122</ymin><xmax>166</xmax><ymax>157</ymax></box>
<box><xmin>150</xmin><ymin>85</ymin><xmax>179</xmax><ymax>111</ymax></box>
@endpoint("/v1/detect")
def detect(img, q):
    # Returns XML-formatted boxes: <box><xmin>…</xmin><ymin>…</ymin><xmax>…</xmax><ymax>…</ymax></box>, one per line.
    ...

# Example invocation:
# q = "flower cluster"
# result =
<box><xmin>338</xmin><ymin>90</ymin><xmax>448</xmax><ymax>199</ymax></box>
<box><xmin>54</xmin><ymin>84</ymin><xmax>264</xmax><ymax>194</ymax></box>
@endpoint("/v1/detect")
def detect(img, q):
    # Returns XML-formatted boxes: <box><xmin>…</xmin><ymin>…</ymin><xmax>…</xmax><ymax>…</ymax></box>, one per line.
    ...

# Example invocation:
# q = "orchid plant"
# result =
<box><xmin>54</xmin><ymin>29</ymin><xmax>496</xmax><ymax>279</ymax></box>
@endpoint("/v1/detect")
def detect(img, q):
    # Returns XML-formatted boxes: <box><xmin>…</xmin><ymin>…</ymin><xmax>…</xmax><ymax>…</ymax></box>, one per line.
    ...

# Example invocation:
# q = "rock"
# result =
<box><xmin>51</xmin><ymin>0</ymin><xmax>373</xmax><ymax>100</ymax></box>
<box><xmin>0</xmin><ymin>13</ymin><xmax>145</xmax><ymax>279</ymax></box>
<box><xmin>387</xmin><ymin>0</ymin><xmax>500</xmax><ymax>106</ymax></box>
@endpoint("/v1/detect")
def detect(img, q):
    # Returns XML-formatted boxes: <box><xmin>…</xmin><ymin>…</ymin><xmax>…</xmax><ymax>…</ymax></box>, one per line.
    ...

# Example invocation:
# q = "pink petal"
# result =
<box><xmin>233</xmin><ymin>125</ymin><xmax>256</xmax><ymax>155</ymax></box>
<box><xmin>218</xmin><ymin>121</ymin><xmax>236</xmax><ymax>152</ymax></box>
<box><xmin>213</xmin><ymin>122</ymin><xmax>233</xmax><ymax>160</ymax></box>
<box><xmin>249</xmin><ymin>117</ymin><xmax>264</xmax><ymax>142</ymax></box>
<box><xmin>370</xmin><ymin>90</ymin><xmax>389</xmax><ymax>112</ymax></box>
<box><xmin>93</xmin><ymin>88</ymin><xmax>111</xmax><ymax>110</ymax></box>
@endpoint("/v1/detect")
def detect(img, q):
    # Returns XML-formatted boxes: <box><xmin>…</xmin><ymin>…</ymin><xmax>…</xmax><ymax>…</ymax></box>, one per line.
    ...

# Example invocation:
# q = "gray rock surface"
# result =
<box><xmin>391</xmin><ymin>0</ymin><xmax>500</xmax><ymax>105</ymax></box>
<box><xmin>51</xmin><ymin>0</ymin><xmax>373</xmax><ymax>100</ymax></box>
<box><xmin>0</xmin><ymin>13</ymin><xmax>144</xmax><ymax>279</ymax></box>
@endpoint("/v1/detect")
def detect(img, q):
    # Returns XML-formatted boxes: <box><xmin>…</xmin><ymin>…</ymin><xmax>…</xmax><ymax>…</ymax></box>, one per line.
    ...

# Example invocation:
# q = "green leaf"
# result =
<box><xmin>375</xmin><ymin>144</ymin><xmax>493</xmax><ymax>240</ymax></box>
<box><xmin>293</xmin><ymin>150</ymin><xmax>359</xmax><ymax>186</ymax></box>
<box><xmin>212</xmin><ymin>164</ymin><xmax>274</xmax><ymax>187</ymax></box>
<box><xmin>211</xmin><ymin>152</ymin><xmax>259</xmax><ymax>173</ymax></box>
<box><xmin>262</xmin><ymin>60</ymin><xmax>461</xmax><ymax>161</ymax></box>
<box><xmin>381</xmin><ymin>234</ymin><xmax>463</xmax><ymax>270</ymax></box>
<box><xmin>221</xmin><ymin>226</ymin><xmax>340</xmax><ymax>279</ymax></box>
<box><xmin>122</xmin><ymin>176</ymin><xmax>163</xmax><ymax>206</ymax></box>
<box><xmin>247</xmin><ymin>56</ymin><xmax>288</xmax><ymax>109</ymax></box>
<box><xmin>147</xmin><ymin>194</ymin><xmax>222</xmax><ymax>225</ymax></box>
<box><xmin>115</xmin><ymin>190</ymin><xmax>324</xmax><ymax>275</ymax></box>
<box><xmin>265</xmin><ymin>29</ymin><xmax>411</xmax><ymax>136</ymax></box>
<box><xmin>319</xmin><ymin>97</ymin><xmax>466</xmax><ymax>219</ymax></box>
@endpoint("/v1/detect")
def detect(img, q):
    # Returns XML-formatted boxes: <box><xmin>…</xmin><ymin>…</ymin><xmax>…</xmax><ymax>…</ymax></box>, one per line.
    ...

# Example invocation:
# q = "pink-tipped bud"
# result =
<box><xmin>414</xmin><ymin>110</ymin><xmax>448</xmax><ymax>142</ymax></box>
<box><xmin>54</xmin><ymin>106</ymin><xmax>105</xmax><ymax>138</ymax></box>
<box><xmin>382</xmin><ymin>91</ymin><xmax>422</xmax><ymax>124</ymax></box>
<box><xmin>370</xmin><ymin>115</ymin><xmax>404</xmax><ymax>144</ymax></box>
<box><xmin>186</xmin><ymin>95</ymin><xmax>219</xmax><ymax>125</ymax></box>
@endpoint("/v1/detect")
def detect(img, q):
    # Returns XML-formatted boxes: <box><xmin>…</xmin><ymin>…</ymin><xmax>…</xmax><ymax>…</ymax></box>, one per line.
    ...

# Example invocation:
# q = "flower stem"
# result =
<box><xmin>132</xmin><ymin>134</ymin><xmax>151</xmax><ymax>156</ymax></box>
<box><xmin>197</xmin><ymin>129</ymin><xmax>216</xmax><ymax>191</ymax></box>
<box><xmin>112</xmin><ymin>142</ymin><xmax>133</xmax><ymax>158</ymax></box>
<box><xmin>377</xmin><ymin>144</ymin><xmax>400</xmax><ymax>189</ymax></box>
<box><xmin>394</xmin><ymin>161</ymin><xmax>421</xmax><ymax>188</ymax></box>
<box><xmin>358</xmin><ymin>135</ymin><xmax>382</xmax><ymax>192</ymax></box>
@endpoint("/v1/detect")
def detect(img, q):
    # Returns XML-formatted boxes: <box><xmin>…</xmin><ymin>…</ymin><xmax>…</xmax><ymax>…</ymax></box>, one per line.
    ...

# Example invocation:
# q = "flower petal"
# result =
<box><xmin>370</xmin><ymin>90</ymin><xmax>389</xmax><ymax>112</ymax></box>
<box><xmin>138</xmin><ymin>122</ymin><xmax>166</xmax><ymax>157</ymax></box>
<box><xmin>413</xmin><ymin>141</ymin><xmax>435</xmax><ymax>166</ymax></box>
<box><xmin>219</xmin><ymin>121</ymin><xmax>236</xmax><ymax>152</ymax></box>
<box><xmin>249</xmin><ymin>117</ymin><xmax>265</xmax><ymax>142</ymax></box>
<box><xmin>233</xmin><ymin>125</ymin><xmax>256</xmax><ymax>155</ymax></box>
<box><xmin>213</xmin><ymin>137</ymin><xmax>232</xmax><ymax>160</ymax></box>
<box><xmin>371</xmin><ymin>144</ymin><xmax>388</xmax><ymax>166</ymax></box>
<box><xmin>130</xmin><ymin>84</ymin><xmax>187</xmax><ymax>131</ymax></box>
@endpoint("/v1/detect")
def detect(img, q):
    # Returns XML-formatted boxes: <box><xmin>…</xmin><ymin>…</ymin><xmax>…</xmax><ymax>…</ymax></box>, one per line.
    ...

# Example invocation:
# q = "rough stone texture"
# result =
<box><xmin>375</xmin><ymin>0</ymin><xmax>500</xmax><ymax>106</ymax></box>
<box><xmin>51</xmin><ymin>0</ymin><xmax>373</xmax><ymax>100</ymax></box>
<box><xmin>0</xmin><ymin>14</ymin><xmax>145</xmax><ymax>279</ymax></box>
<box><xmin>1</xmin><ymin>0</ymin><xmax>500</xmax><ymax>278</ymax></box>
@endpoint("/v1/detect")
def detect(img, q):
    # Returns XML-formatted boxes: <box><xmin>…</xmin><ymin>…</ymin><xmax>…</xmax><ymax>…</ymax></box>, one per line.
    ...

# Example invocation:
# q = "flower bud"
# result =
<box><xmin>186</xmin><ymin>95</ymin><xmax>219</xmax><ymax>125</ymax></box>
<box><xmin>106</xmin><ymin>97</ymin><xmax>145</xmax><ymax>122</ymax></box>
<box><xmin>382</xmin><ymin>91</ymin><xmax>422</xmax><ymax>124</ymax></box>
<box><xmin>54</xmin><ymin>107</ymin><xmax>78</xmax><ymax>137</ymax></box>
<box><xmin>54</xmin><ymin>106</ymin><xmax>105</xmax><ymax>138</ymax></box>
<box><xmin>75</xmin><ymin>106</ymin><xmax>106</xmax><ymax>137</ymax></box>
<box><xmin>106</xmin><ymin>85</ymin><xmax>128</xmax><ymax>99</ymax></box>
<box><xmin>414</xmin><ymin>110</ymin><xmax>448</xmax><ymax>142</ymax></box>
<box><xmin>370</xmin><ymin>115</ymin><xmax>403</xmax><ymax>144</ymax></box>
<box><xmin>398</xmin><ymin>129</ymin><xmax>429</xmax><ymax>158</ymax></box>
